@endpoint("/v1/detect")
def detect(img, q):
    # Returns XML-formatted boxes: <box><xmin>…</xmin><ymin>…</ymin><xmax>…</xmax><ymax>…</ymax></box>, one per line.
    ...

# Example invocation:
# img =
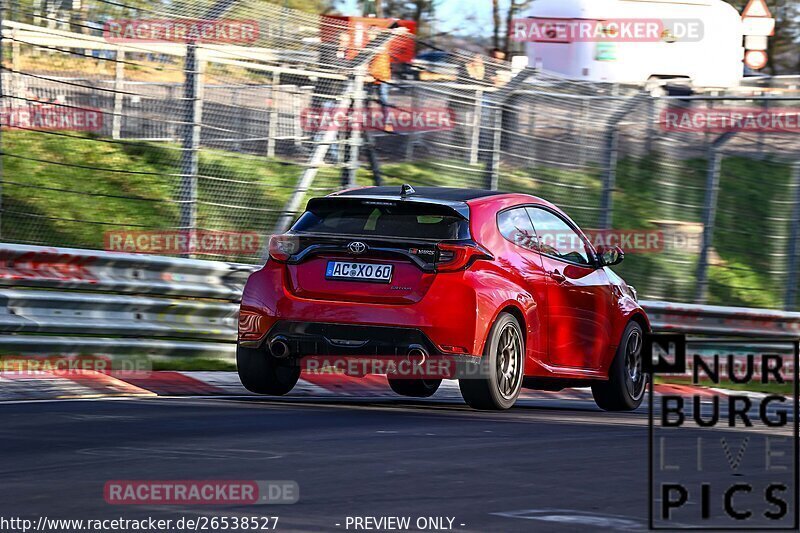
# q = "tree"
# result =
<box><xmin>492</xmin><ymin>0</ymin><xmax>500</xmax><ymax>50</ymax></box>
<box><xmin>504</xmin><ymin>0</ymin><xmax>533</xmax><ymax>56</ymax></box>
<box><xmin>266</xmin><ymin>0</ymin><xmax>337</xmax><ymax>14</ymax></box>
<box><xmin>343</xmin><ymin>1</ymin><xmax>437</xmax><ymax>39</ymax></box>
<box><xmin>362</xmin><ymin>0</ymin><xmax>384</xmax><ymax>17</ymax></box>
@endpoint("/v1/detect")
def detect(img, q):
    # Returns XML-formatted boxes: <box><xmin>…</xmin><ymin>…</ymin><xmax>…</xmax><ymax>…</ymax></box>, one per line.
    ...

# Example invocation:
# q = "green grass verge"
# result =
<box><xmin>1</xmin><ymin>129</ymin><xmax>794</xmax><ymax>309</ymax></box>
<box><xmin>151</xmin><ymin>358</ymin><xmax>236</xmax><ymax>372</ymax></box>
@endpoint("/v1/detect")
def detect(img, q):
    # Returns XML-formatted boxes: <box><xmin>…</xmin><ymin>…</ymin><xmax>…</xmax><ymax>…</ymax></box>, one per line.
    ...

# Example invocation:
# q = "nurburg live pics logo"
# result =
<box><xmin>644</xmin><ymin>334</ymin><xmax>799</xmax><ymax>530</ymax></box>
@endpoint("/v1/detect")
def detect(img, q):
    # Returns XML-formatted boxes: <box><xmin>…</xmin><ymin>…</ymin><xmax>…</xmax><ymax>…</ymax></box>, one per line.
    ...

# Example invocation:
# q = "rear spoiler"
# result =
<box><xmin>307</xmin><ymin>195</ymin><xmax>470</xmax><ymax>219</ymax></box>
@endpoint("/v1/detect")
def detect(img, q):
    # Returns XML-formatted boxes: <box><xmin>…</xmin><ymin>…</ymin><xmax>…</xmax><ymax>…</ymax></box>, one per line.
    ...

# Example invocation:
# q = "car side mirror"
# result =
<box><xmin>597</xmin><ymin>245</ymin><xmax>624</xmax><ymax>267</ymax></box>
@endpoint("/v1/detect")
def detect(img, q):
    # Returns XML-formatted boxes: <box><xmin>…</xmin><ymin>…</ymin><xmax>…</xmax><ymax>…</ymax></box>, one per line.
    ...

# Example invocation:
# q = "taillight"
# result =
<box><xmin>436</xmin><ymin>243</ymin><xmax>492</xmax><ymax>272</ymax></box>
<box><xmin>268</xmin><ymin>234</ymin><xmax>300</xmax><ymax>262</ymax></box>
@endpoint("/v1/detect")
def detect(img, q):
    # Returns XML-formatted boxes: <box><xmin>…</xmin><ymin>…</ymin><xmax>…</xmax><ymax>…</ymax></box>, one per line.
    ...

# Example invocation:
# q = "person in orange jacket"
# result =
<box><xmin>366</xmin><ymin>27</ymin><xmax>393</xmax><ymax>132</ymax></box>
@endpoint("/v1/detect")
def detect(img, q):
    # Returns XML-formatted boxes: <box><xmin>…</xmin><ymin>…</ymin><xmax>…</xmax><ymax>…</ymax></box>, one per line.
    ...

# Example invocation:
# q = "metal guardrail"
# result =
<box><xmin>0</xmin><ymin>244</ymin><xmax>798</xmax><ymax>360</ymax></box>
<box><xmin>0</xmin><ymin>243</ymin><xmax>256</xmax><ymax>358</ymax></box>
<box><xmin>642</xmin><ymin>300</ymin><xmax>800</xmax><ymax>339</ymax></box>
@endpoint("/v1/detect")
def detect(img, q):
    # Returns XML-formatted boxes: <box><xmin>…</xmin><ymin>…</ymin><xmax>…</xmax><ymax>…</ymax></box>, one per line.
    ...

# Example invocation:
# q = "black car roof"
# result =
<box><xmin>333</xmin><ymin>186</ymin><xmax>505</xmax><ymax>202</ymax></box>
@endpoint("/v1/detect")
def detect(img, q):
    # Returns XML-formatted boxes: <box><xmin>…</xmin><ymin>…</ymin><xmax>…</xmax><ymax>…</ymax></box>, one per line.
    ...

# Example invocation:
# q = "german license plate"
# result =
<box><xmin>325</xmin><ymin>261</ymin><xmax>393</xmax><ymax>283</ymax></box>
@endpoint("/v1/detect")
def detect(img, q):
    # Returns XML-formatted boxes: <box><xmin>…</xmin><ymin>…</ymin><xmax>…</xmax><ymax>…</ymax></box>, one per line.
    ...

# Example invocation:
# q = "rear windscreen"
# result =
<box><xmin>292</xmin><ymin>201</ymin><xmax>469</xmax><ymax>240</ymax></box>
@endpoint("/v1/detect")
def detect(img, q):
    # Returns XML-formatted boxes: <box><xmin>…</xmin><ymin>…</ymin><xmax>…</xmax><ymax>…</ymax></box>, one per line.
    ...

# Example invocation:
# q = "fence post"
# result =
<box><xmin>599</xmin><ymin>127</ymin><xmax>619</xmax><ymax>229</ymax></box>
<box><xmin>175</xmin><ymin>0</ymin><xmax>236</xmax><ymax>235</ymax></box>
<box><xmin>178</xmin><ymin>43</ymin><xmax>205</xmax><ymax>233</ymax></box>
<box><xmin>11</xmin><ymin>27</ymin><xmax>20</xmax><ymax>102</ymax></box>
<box><xmin>293</xmin><ymin>90</ymin><xmax>303</xmax><ymax>149</ymax></box>
<box><xmin>599</xmin><ymin>94</ymin><xmax>647</xmax><ymax>229</ymax></box>
<box><xmin>469</xmin><ymin>88</ymin><xmax>483</xmax><ymax>166</ymax></box>
<box><xmin>342</xmin><ymin>67</ymin><xmax>366</xmax><ymax>189</ymax></box>
<box><xmin>112</xmin><ymin>47</ymin><xmax>124</xmax><ymax>140</ymax></box>
<box><xmin>404</xmin><ymin>83</ymin><xmax>418</xmax><ymax>161</ymax></box>
<box><xmin>485</xmin><ymin>102</ymin><xmax>502</xmax><ymax>190</ymax></box>
<box><xmin>784</xmin><ymin>162</ymin><xmax>800</xmax><ymax>310</ymax></box>
<box><xmin>233</xmin><ymin>87</ymin><xmax>242</xmax><ymax>152</ymax></box>
<box><xmin>695</xmin><ymin>132</ymin><xmax>736</xmax><ymax>304</ymax></box>
<box><xmin>528</xmin><ymin>94</ymin><xmax>537</xmax><ymax>171</ymax></box>
<box><xmin>473</xmin><ymin>67</ymin><xmax>539</xmax><ymax>190</ymax></box>
<box><xmin>578</xmin><ymin>97</ymin><xmax>588</xmax><ymax>167</ymax></box>
<box><xmin>167</xmin><ymin>85</ymin><xmax>177</xmax><ymax>140</ymax></box>
<box><xmin>267</xmin><ymin>70</ymin><xmax>280</xmax><ymax>158</ymax></box>
<box><xmin>644</xmin><ymin>96</ymin><xmax>655</xmax><ymax>154</ymax></box>
<box><xmin>0</xmin><ymin>2</ymin><xmax>5</xmax><ymax>239</ymax></box>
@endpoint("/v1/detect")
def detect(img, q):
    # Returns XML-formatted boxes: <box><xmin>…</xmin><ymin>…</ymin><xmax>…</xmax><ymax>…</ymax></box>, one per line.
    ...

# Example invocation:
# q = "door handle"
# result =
<box><xmin>550</xmin><ymin>270</ymin><xmax>566</xmax><ymax>283</ymax></box>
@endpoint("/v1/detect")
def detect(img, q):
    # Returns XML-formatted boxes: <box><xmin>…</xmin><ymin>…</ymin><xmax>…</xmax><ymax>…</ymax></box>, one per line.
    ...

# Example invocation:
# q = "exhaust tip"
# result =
<box><xmin>407</xmin><ymin>345</ymin><xmax>428</xmax><ymax>367</ymax></box>
<box><xmin>269</xmin><ymin>336</ymin><xmax>291</xmax><ymax>359</ymax></box>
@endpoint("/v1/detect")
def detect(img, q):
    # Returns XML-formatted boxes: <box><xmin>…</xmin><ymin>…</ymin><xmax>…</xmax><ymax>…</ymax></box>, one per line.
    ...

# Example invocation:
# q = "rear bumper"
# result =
<box><xmin>238</xmin><ymin>262</ymin><xmax>481</xmax><ymax>356</ymax></box>
<box><xmin>244</xmin><ymin>320</ymin><xmax>443</xmax><ymax>356</ymax></box>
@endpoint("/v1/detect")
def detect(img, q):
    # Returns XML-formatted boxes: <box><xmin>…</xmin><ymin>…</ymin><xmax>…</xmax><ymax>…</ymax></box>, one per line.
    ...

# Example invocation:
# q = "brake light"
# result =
<box><xmin>268</xmin><ymin>234</ymin><xmax>300</xmax><ymax>262</ymax></box>
<box><xmin>439</xmin><ymin>344</ymin><xmax>469</xmax><ymax>354</ymax></box>
<box><xmin>436</xmin><ymin>243</ymin><xmax>492</xmax><ymax>272</ymax></box>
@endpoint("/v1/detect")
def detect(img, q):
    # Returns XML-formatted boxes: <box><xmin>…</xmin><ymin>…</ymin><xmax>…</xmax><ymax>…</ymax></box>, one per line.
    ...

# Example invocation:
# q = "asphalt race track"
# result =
<box><xmin>4</xmin><ymin>392</ymin><xmax>790</xmax><ymax>533</ymax></box>
<box><xmin>0</xmin><ymin>395</ymin><xmax>654</xmax><ymax>532</ymax></box>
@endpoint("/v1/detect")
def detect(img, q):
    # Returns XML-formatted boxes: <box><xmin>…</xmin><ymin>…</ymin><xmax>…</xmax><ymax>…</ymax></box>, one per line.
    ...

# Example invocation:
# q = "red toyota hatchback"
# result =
<box><xmin>238</xmin><ymin>186</ymin><xmax>649</xmax><ymax>410</ymax></box>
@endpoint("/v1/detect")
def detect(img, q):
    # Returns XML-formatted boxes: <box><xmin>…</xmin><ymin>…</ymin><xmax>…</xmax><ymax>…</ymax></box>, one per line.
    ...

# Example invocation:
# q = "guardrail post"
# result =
<box><xmin>784</xmin><ymin>162</ymin><xmax>800</xmax><ymax>310</ymax></box>
<box><xmin>695</xmin><ymin>132</ymin><xmax>736</xmax><ymax>304</ymax></box>
<box><xmin>112</xmin><ymin>47</ymin><xmax>125</xmax><ymax>140</ymax></box>
<box><xmin>179</xmin><ymin>43</ymin><xmax>205</xmax><ymax>234</ymax></box>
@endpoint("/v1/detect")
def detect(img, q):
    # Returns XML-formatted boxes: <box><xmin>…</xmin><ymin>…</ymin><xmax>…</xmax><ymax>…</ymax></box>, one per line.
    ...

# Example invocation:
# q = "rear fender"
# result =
<box><xmin>470</xmin><ymin>268</ymin><xmax>544</xmax><ymax>373</ymax></box>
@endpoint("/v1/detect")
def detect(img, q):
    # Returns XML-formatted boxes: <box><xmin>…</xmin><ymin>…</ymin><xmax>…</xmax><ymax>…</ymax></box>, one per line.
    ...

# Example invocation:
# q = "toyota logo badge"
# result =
<box><xmin>348</xmin><ymin>242</ymin><xmax>368</xmax><ymax>254</ymax></box>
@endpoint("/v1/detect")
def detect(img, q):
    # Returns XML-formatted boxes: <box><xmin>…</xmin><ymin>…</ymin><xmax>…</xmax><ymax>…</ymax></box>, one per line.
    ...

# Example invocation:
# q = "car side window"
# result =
<box><xmin>497</xmin><ymin>208</ymin><xmax>538</xmax><ymax>251</ymax></box>
<box><xmin>526</xmin><ymin>207</ymin><xmax>592</xmax><ymax>266</ymax></box>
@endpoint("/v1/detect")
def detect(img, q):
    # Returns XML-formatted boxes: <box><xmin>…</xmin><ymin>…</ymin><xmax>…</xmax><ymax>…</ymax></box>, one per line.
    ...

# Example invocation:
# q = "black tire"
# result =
<box><xmin>387</xmin><ymin>377</ymin><xmax>442</xmax><ymax>398</ymax></box>
<box><xmin>459</xmin><ymin>312</ymin><xmax>524</xmax><ymax>410</ymax></box>
<box><xmin>236</xmin><ymin>345</ymin><xmax>300</xmax><ymax>396</ymax></box>
<box><xmin>592</xmin><ymin>321</ymin><xmax>647</xmax><ymax>411</ymax></box>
